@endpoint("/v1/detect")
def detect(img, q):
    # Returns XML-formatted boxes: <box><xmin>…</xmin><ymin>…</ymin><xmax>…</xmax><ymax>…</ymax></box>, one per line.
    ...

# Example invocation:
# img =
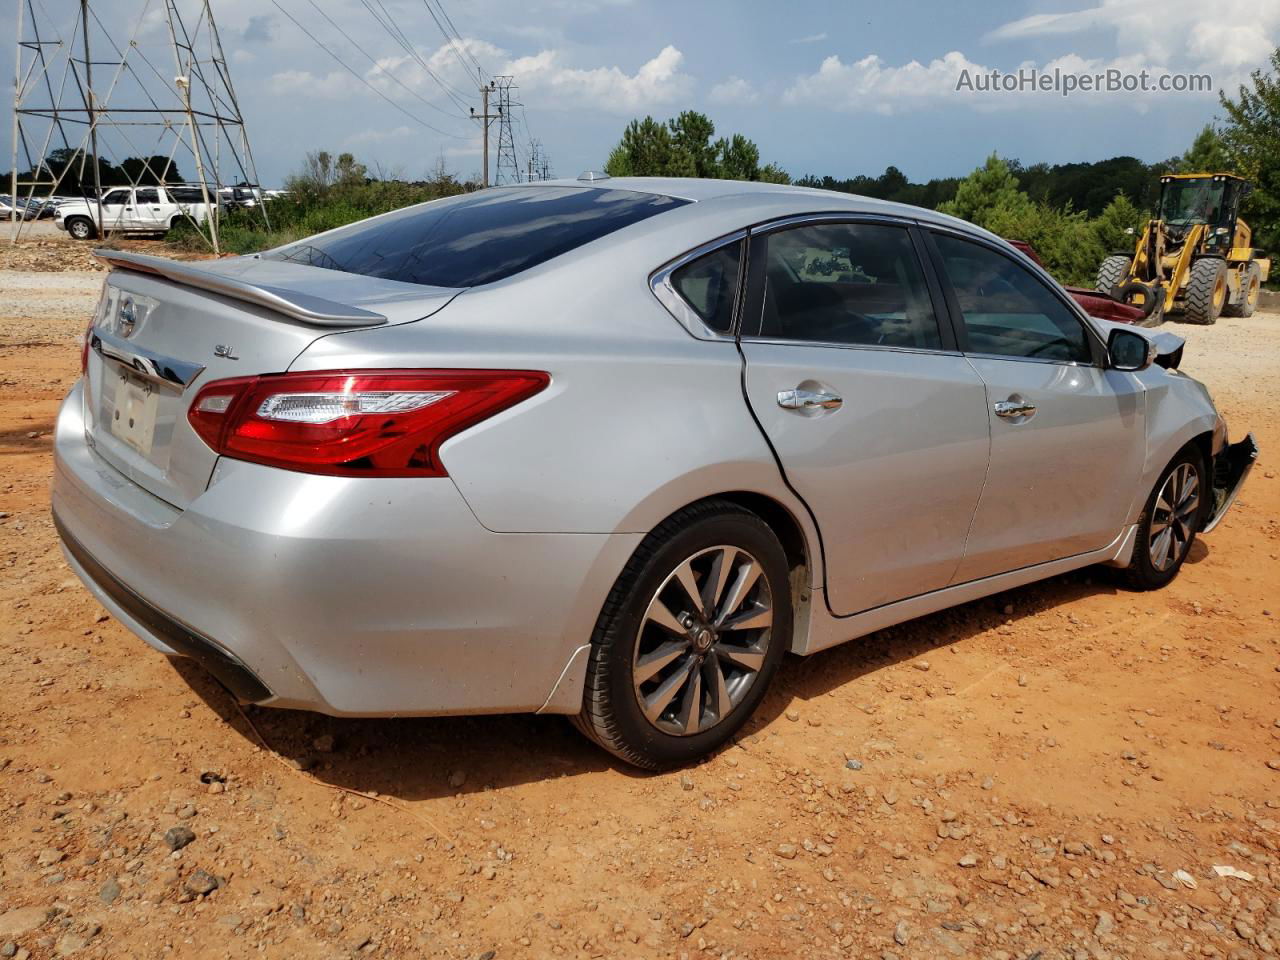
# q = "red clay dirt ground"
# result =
<box><xmin>0</xmin><ymin>253</ymin><xmax>1277</xmax><ymax>960</ymax></box>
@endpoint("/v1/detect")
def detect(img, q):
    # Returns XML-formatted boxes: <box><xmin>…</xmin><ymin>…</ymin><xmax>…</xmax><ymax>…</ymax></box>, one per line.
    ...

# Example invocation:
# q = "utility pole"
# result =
<box><xmin>469</xmin><ymin>80</ymin><xmax>497</xmax><ymax>187</ymax></box>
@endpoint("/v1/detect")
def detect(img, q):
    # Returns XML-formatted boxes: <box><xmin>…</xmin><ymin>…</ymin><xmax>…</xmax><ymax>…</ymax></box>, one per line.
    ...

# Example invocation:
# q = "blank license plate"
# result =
<box><xmin>110</xmin><ymin>375</ymin><xmax>159</xmax><ymax>455</ymax></box>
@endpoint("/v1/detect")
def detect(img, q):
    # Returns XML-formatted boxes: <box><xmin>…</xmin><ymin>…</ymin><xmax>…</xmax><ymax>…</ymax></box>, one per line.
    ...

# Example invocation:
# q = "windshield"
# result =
<box><xmin>263</xmin><ymin>186</ymin><xmax>690</xmax><ymax>288</ymax></box>
<box><xmin>1159</xmin><ymin>178</ymin><xmax>1226</xmax><ymax>226</ymax></box>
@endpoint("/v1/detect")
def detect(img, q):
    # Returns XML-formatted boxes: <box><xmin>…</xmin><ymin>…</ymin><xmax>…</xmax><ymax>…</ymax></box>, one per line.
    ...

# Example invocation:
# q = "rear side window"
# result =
<box><xmin>264</xmin><ymin>186</ymin><xmax>690</xmax><ymax>288</ymax></box>
<box><xmin>670</xmin><ymin>242</ymin><xmax>742</xmax><ymax>333</ymax></box>
<box><xmin>135</xmin><ymin>188</ymin><xmax>160</xmax><ymax>204</ymax></box>
<box><xmin>751</xmin><ymin>222</ymin><xmax>943</xmax><ymax>350</ymax></box>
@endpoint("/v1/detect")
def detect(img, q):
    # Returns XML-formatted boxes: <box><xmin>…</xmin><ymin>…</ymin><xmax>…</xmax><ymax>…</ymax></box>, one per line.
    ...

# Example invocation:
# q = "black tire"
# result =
<box><xmin>1096</xmin><ymin>255</ymin><xmax>1132</xmax><ymax>295</ymax></box>
<box><xmin>1124</xmin><ymin>446</ymin><xmax>1206</xmax><ymax>591</ymax></box>
<box><xmin>1116</xmin><ymin>280</ymin><xmax>1160</xmax><ymax>318</ymax></box>
<box><xmin>574</xmin><ymin>500</ymin><xmax>792</xmax><ymax>770</ymax></box>
<box><xmin>1183</xmin><ymin>257</ymin><xmax>1227</xmax><ymax>325</ymax></box>
<box><xmin>66</xmin><ymin>217</ymin><xmax>96</xmax><ymax>241</ymax></box>
<box><xmin>1222</xmin><ymin>262</ymin><xmax>1260</xmax><ymax>318</ymax></box>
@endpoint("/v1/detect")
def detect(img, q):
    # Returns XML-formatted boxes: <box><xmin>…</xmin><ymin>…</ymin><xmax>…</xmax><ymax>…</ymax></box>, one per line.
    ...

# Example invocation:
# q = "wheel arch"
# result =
<box><xmin>633</xmin><ymin>490</ymin><xmax>818</xmax><ymax>656</ymax></box>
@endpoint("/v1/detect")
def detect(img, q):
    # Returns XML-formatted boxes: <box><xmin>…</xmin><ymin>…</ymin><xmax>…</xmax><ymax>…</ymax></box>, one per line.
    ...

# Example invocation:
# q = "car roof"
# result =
<box><xmin>517</xmin><ymin>176</ymin><xmax>984</xmax><ymax>236</ymax></box>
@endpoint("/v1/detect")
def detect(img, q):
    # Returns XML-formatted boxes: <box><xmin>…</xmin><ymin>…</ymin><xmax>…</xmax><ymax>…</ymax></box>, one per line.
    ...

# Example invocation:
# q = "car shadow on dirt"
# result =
<box><xmin>171</xmin><ymin>549</ymin><xmax>1209</xmax><ymax>801</ymax></box>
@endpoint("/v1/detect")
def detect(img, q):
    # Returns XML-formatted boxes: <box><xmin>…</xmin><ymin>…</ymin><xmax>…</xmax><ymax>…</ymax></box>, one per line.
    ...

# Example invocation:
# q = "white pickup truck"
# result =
<box><xmin>55</xmin><ymin>185</ymin><xmax>219</xmax><ymax>240</ymax></box>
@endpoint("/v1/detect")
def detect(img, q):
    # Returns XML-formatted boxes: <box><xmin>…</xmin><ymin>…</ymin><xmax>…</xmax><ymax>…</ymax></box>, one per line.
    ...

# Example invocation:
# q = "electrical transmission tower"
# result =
<box><xmin>9</xmin><ymin>0</ymin><xmax>267</xmax><ymax>251</ymax></box>
<box><xmin>492</xmin><ymin>76</ymin><xmax>521</xmax><ymax>186</ymax></box>
<box><xmin>526</xmin><ymin>140</ymin><xmax>553</xmax><ymax>182</ymax></box>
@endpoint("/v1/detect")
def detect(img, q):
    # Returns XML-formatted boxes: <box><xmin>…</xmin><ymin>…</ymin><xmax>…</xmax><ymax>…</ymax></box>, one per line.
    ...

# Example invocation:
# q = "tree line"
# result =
<box><xmin>3</xmin><ymin>148</ymin><xmax>186</xmax><ymax>194</ymax></box>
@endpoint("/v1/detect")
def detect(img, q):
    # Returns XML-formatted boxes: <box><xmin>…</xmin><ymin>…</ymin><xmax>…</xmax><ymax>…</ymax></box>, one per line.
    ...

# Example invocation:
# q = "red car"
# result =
<box><xmin>1006</xmin><ymin>240</ymin><xmax>1148</xmax><ymax>325</ymax></box>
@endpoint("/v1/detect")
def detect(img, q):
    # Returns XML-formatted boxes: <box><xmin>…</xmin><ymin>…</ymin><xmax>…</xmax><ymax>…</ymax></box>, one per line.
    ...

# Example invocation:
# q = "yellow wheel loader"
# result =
<box><xmin>1096</xmin><ymin>173</ymin><xmax>1270</xmax><ymax>325</ymax></box>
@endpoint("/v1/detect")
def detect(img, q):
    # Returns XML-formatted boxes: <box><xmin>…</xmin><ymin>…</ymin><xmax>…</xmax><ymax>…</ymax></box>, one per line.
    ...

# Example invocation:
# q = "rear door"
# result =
<box><xmin>131</xmin><ymin>187</ymin><xmax>168</xmax><ymax>229</ymax></box>
<box><xmin>926</xmin><ymin>229</ymin><xmax>1146</xmax><ymax>581</ymax></box>
<box><xmin>738</xmin><ymin>217</ymin><xmax>991</xmax><ymax>615</ymax></box>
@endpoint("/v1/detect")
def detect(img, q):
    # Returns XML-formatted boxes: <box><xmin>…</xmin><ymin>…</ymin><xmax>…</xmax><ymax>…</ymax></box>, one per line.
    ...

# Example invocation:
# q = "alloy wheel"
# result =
<box><xmin>632</xmin><ymin>545</ymin><xmax>773</xmax><ymax>736</ymax></box>
<box><xmin>1149</xmin><ymin>463</ymin><xmax>1200</xmax><ymax>572</ymax></box>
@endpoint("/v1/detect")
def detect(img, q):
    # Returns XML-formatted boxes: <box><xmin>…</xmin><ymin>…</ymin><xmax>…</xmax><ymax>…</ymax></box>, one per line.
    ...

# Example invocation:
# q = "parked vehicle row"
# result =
<box><xmin>5</xmin><ymin>183</ymin><xmax>272</xmax><ymax>237</ymax></box>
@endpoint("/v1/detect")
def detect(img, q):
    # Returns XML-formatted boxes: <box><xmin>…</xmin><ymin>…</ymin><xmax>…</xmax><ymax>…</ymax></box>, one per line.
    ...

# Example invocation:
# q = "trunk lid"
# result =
<box><xmin>84</xmin><ymin>254</ymin><xmax>457</xmax><ymax>509</ymax></box>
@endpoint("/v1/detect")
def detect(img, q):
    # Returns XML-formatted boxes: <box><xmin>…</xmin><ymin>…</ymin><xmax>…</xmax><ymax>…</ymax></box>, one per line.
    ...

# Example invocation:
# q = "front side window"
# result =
<box><xmin>669</xmin><ymin>242</ymin><xmax>742</xmax><ymax>333</ymax></box>
<box><xmin>751</xmin><ymin>222</ymin><xmax>942</xmax><ymax>350</ymax></box>
<box><xmin>102</xmin><ymin>189</ymin><xmax>130</xmax><ymax>206</ymax></box>
<box><xmin>933</xmin><ymin>233</ymin><xmax>1092</xmax><ymax>363</ymax></box>
<box><xmin>264</xmin><ymin>186</ymin><xmax>690</xmax><ymax>288</ymax></box>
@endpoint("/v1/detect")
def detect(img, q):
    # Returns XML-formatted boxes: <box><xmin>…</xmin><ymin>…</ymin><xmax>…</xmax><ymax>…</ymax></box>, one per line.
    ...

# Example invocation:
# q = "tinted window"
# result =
<box><xmin>934</xmin><ymin>233</ymin><xmax>1091</xmax><ymax>363</ymax></box>
<box><xmin>670</xmin><ymin>242</ymin><xmax>742</xmax><ymax>333</ymax></box>
<box><xmin>752</xmin><ymin>223</ymin><xmax>942</xmax><ymax>349</ymax></box>
<box><xmin>264</xmin><ymin>186</ymin><xmax>690</xmax><ymax>288</ymax></box>
<box><xmin>102</xmin><ymin>189</ymin><xmax>129</xmax><ymax>206</ymax></box>
<box><xmin>169</xmin><ymin>186</ymin><xmax>204</xmax><ymax>203</ymax></box>
<box><xmin>135</xmin><ymin>188</ymin><xmax>159</xmax><ymax>204</ymax></box>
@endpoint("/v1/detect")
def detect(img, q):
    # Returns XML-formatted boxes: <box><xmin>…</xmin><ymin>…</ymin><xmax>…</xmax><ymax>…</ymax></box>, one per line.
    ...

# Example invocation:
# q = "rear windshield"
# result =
<box><xmin>262</xmin><ymin>186</ymin><xmax>690</xmax><ymax>287</ymax></box>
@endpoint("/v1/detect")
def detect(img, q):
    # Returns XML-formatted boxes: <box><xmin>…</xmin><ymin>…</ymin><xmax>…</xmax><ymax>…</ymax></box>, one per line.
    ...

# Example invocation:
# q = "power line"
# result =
<box><xmin>359</xmin><ymin>0</ymin><xmax>473</xmax><ymax>112</ymax></box>
<box><xmin>268</xmin><ymin>0</ymin><xmax>469</xmax><ymax>139</ymax></box>
<box><xmin>418</xmin><ymin>0</ymin><xmax>482</xmax><ymax>85</ymax></box>
<box><xmin>306</xmin><ymin>0</ymin><xmax>467</xmax><ymax>120</ymax></box>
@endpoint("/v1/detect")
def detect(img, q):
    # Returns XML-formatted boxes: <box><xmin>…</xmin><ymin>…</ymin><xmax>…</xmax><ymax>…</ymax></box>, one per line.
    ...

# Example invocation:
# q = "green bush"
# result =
<box><xmin>940</xmin><ymin>154</ymin><xmax>1150</xmax><ymax>287</ymax></box>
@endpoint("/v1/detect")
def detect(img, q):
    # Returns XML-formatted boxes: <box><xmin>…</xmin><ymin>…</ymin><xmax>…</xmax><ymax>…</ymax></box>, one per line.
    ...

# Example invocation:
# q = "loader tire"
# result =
<box><xmin>1183</xmin><ymin>257</ymin><xmax>1228</xmax><ymax>325</ymax></box>
<box><xmin>1222</xmin><ymin>262</ymin><xmax>1260</xmax><ymax>318</ymax></box>
<box><xmin>1096</xmin><ymin>255</ymin><xmax>1132</xmax><ymax>297</ymax></box>
<box><xmin>1116</xmin><ymin>280</ymin><xmax>1160</xmax><ymax>318</ymax></box>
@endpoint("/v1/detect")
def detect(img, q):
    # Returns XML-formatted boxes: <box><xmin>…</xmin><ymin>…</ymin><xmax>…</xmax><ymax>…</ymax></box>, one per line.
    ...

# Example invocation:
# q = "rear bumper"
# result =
<box><xmin>57</xmin><ymin>517</ymin><xmax>272</xmax><ymax>702</ymax></box>
<box><xmin>52</xmin><ymin>381</ymin><xmax>639</xmax><ymax>716</ymax></box>
<box><xmin>1203</xmin><ymin>432</ymin><xmax>1258</xmax><ymax>534</ymax></box>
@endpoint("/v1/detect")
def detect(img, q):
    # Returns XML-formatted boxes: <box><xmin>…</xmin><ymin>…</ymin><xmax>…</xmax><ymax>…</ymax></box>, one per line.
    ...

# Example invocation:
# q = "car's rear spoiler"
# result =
<box><xmin>91</xmin><ymin>249</ymin><xmax>387</xmax><ymax>327</ymax></box>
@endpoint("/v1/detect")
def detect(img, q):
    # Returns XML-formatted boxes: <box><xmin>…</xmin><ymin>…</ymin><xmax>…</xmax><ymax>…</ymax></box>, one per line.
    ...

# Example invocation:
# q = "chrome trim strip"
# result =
<box><xmin>747</xmin><ymin>211</ymin><xmax>919</xmax><ymax>234</ymax></box>
<box><xmin>740</xmin><ymin>336</ymin><xmax>963</xmax><ymax>358</ymax></box>
<box><xmin>92</xmin><ymin>249</ymin><xmax>389</xmax><ymax>327</ymax></box>
<box><xmin>649</xmin><ymin>229</ymin><xmax>747</xmax><ymax>341</ymax></box>
<box><xmin>91</xmin><ymin>327</ymin><xmax>205</xmax><ymax>388</ymax></box>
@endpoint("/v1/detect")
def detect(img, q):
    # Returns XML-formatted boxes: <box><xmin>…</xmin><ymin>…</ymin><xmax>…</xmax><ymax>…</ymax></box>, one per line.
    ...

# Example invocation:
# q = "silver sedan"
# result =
<box><xmin>53</xmin><ymin>176</ymin><xmax>1257</xmax><ymax>768</ymax></box>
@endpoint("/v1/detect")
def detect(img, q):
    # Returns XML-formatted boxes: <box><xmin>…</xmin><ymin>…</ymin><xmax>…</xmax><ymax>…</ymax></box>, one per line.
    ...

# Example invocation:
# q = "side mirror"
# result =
<box><xmin>1108</xmin><ymin>327</ymin><xmax>1157</xmax><ymax>372</ymax></box>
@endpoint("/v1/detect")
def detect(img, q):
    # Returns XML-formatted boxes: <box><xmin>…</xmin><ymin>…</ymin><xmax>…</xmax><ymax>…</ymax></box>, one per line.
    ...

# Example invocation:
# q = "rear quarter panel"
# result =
<box><xmin>289</xmin><ymin>203</ymin><xmax>824</xmax><ymax>582</ymax></box>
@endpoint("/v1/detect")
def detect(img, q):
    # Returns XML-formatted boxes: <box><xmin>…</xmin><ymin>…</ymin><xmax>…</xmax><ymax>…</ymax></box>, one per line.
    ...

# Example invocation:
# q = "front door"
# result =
<box><xmin>98</xmin><ymin>188</ymin><xmax>131</xmax><ymax>232</ymax></box>
<box><xmin>927</xmin><ymin>230</ymin><xmax>1147</xmax><ymax>582</ymax></box>
<box><xmin>739</xmin><ymin>219</ymin><xmax>991</xmax><ymax>615</ymax></box>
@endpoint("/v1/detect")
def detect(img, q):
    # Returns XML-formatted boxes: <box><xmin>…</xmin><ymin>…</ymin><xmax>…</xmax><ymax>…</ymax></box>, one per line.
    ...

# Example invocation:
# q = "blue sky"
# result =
<box><xmin>6</xmin><ymin>0</ymin><xmax>1280</xmax><ymax>187</ymax></box>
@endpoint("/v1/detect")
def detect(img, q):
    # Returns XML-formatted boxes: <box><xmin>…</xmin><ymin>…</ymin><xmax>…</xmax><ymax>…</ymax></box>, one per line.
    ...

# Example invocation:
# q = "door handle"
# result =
<box><xmin>778</xmin><ymin>388</ymin><xmax>843</xmax><ymax>411</ymax></box>
<box><xmin>993</xmin><ymin>398</ymin><xmax>1037</xmax><ymax>419</ymax></box>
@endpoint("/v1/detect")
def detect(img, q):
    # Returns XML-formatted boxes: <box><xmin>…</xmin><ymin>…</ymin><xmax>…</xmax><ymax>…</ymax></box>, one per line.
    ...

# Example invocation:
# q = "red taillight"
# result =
<box><xmin>187</xmin><ymin>369</ymin><xmax>549</xmax><ymax>477</ymax></box>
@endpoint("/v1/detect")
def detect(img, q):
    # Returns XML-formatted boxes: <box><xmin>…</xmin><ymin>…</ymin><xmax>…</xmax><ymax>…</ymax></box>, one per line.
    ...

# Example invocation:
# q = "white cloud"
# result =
<box><xmin>506</xmin><ymin>44</ymin><xmax>693</xmax><ymax>111</ymax></box>
<box><xmin>989</xmin><ymin>0</ymin><xmax>1280</xmax><ymax>75</ymax></box>
<box><xmin>784</xmin><ymin>51</ymin><xmax>989</xmax><ymax>113</ymax></box>
<box><xmin>781</xmin><ymin>0</ymin><xmax>1279</xmax><ymax>116</ymax></box>
<box><xmin>268</xmin><ymin>69</ymin><xmax>354</xmax><ymax>100</ymax></box>
<box><xmin>791</xmin><ymin>32</ymin><xmax>828</xmax><ymax>44</ymax></box>
<box><xmin>784</xmin><ymin>44</ymin><xmax>1238</xmax><ymax>113</ymax></box>
<box><xmin>708</xmin><ymin>75</ymin><xmax>758</xmax><ymax>105</ymax></box>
